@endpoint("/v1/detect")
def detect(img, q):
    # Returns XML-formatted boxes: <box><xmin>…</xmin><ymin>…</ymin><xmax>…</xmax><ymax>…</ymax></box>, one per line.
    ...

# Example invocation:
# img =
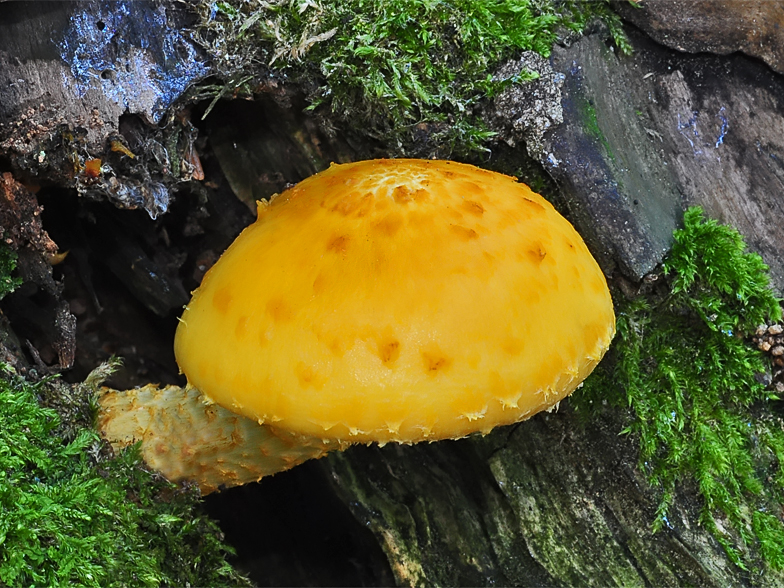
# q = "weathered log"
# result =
<box><xmin>326</xmin><ymin>407</ymin><xmax>751</xmax><ymax>587</ymax></box>
<box><xmin>536</xmin><ymin>25</ymin><xmax>784</xmax><ymax>291</ymax></box>
<box><xmin>614</xmin><ymin>0</ymin><xmax>784</xmax><ymax>75</ymax></box>
<box><xmin>2</xmin><ymin>2</ymin><xmax>784</xmax><ymax>586</ymax></box>
<box><xmin>0</xmin><ymin>0</ymin><xmax>209</xmax><ymax>217</ymax></box>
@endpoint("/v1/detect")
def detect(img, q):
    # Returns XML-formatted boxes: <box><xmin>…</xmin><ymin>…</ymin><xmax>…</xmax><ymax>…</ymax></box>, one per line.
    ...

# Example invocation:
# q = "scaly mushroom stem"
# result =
<box><xmin>98</xmin><ymin>384</ymin><xmax>343</xmax><ymax>493</ymax></box>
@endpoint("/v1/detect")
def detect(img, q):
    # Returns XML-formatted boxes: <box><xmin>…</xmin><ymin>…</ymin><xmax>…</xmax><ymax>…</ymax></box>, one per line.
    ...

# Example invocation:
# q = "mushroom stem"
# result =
<box><xmin>98</xmin><ymin>385</ymin><xmax>341</xmax><ymax>493</ymax></box>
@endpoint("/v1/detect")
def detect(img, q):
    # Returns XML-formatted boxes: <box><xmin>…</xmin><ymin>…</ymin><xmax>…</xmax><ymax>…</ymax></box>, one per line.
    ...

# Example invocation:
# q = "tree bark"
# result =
<box><xmin>2</xmin><ymin>2</ymin><xmax>784</xmax><ymax>586</ymax></box>
<box><xmin>325</xmin><ymin>406</ymin><xmax>758</xmax><ymax>586</ymax></box>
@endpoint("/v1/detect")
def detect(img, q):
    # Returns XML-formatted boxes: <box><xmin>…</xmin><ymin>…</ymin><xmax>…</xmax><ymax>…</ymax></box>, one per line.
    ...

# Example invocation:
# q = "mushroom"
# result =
<box><xmin>99</xmin><ymin>159</ymin><xmax>615</xmax><ymax>493</ymax></box>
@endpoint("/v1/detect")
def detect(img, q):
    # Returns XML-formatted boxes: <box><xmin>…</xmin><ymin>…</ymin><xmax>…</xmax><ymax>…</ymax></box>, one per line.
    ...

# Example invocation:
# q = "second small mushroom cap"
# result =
<box><xmin>174</xmin><ymin>159</ymin><xmax>615</xmax><ymax>444</ymax></box>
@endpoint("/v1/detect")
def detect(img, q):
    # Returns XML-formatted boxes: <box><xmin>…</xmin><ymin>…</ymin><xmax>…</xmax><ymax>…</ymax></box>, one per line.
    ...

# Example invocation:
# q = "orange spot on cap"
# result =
<box><xmin>450</xmin><ymin>225</ymin><xmax>479</xmax><ymax>241</ymax></box>
<box><xmin>421</xmin><ymin>346</ymin><xmax>452</xmax><ymax>375</ymax></box>
<box><xmin>295</xmin><ymin>362</ymin><xmax>325</xmax><ymax>389</ymax></box>
<box><xmin>461</xmin><ymin>200</ymin><xmax>485</xmax><ymax>216</ymax></box>
<box><xmin>378</xmin><ymin>337</ymin><xmax>401</xmax><ymax>366</ymax></box>
<box><xmin>526</xmin><ymin>245</ymin><xmax>547</xmax><ymax>265</ymax></box>
<box><xmin>266</xmin><ymin>297</ymin><xmax>293</xmax><ymax>323</ymax></box>
<box><xmin>235</xmin><ymin>316</ymin><xmax>249</xmax><ymax>339</ymax></box>
<box><xmin>327</xmin><ymin>234</ymin><xmax>350</xmax><ymax>254</ymax></box>
<box><xmin>374</xmin><ymin>213</ymin><xmax>404</xmax><ymax>238</ymax></box>
<box><xmin>392</xmin><ymin>185</ymin><xmax>412</xmax><ymax>204</ymax></box>
<box><xmin>212</xmin><ymin>287</ymin><xmax>232</xmax><ymax>314</ymax></box>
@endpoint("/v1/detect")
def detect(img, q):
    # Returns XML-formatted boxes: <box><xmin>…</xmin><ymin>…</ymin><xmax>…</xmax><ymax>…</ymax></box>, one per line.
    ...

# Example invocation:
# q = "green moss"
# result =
<box><xmin>0</xmin><ymin>366</ymin><xmax>249</xmax><ymax>587</ymax></box>
<box><xmin>0</xmin><ymin>243</ymin><xmax>21</xmax><ymax>300</ymax></box>
<box><xmin>579</xmin><ymin>98</ymin><xmax>615</xmax><ymax>163</ymax></box>
<box><xmin>574</xmin><ymin>207</ymin><xmax>784</xmax><ymax>571</ymax></box>
<box><xmin>195</xmin><ymin>0</ymin><xmax>630</xmax><ymax>155</ymax></box>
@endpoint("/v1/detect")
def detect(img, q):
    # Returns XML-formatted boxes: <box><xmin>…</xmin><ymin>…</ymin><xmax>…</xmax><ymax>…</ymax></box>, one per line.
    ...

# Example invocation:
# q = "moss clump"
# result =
<box><xmin>574</xmin><ymin>207</ymin><xmax>784</xmax><ymax>571</ymax></box>
<box><xmin>0</xmin><ymin>366</ymin><xmax>249</xmax><ymax>587</ymax></box>
<box><xmin>195</xmin><ymin>0</ymin><xmax>629</xmax><ymax>155</ymax></box>
<box><xmin>0</xmin><ymin>243</ymin><xmax>21</xmax><ymax>300</ymax></box>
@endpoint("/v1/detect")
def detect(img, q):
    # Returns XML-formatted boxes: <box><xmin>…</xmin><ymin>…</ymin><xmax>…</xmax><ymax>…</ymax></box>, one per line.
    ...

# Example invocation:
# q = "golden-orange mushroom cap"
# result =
<box><xmin>174</xmin><ymin>159</ymin><xmax>615</xmax><ymax>445</ymax></box>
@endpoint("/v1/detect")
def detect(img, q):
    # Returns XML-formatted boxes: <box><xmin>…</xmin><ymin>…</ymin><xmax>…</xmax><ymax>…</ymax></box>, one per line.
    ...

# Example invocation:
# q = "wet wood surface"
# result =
<box><xmin>2</xmin><ymin>1</ymin><xmax>784</xmax><ymax>585</ymax></box>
